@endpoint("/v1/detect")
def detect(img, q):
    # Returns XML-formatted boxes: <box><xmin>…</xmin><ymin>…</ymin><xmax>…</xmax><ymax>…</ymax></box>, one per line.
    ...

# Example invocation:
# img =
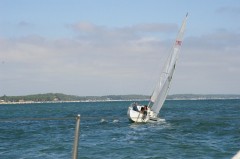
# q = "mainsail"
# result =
<box><xmin>150</xmin><ymin>13</ymin><xmax>188</xmax><ymax>115</ymax></box>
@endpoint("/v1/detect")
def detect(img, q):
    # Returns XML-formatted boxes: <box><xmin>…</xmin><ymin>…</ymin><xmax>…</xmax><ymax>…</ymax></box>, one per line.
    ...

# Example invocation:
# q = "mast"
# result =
<box><xmin>150</xmin><ymin>13</ymin><xmax>188</xmax><ymax>115</ymax></box>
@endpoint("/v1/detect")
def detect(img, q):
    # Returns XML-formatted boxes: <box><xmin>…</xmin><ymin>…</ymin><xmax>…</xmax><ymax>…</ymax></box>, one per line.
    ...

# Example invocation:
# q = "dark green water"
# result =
<box><xmin>0</xmin><ymin>100</ymin><xmax>239</xmax><ymax>159</ymax></box>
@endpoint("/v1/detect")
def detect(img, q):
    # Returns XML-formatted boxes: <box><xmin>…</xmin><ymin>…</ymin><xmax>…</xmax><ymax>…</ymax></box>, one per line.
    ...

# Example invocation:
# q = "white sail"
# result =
<box><xmin>150</xmin><ymin>13</ymin><xmax>188</xmax><ymax>115</ymax></box>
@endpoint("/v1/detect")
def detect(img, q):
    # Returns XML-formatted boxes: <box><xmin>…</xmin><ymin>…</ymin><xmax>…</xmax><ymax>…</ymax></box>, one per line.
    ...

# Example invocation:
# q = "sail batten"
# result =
<box><xmin>150</xmin><ymin>14</ymin><xmax>188</xmax><ymax>115</ymax></box>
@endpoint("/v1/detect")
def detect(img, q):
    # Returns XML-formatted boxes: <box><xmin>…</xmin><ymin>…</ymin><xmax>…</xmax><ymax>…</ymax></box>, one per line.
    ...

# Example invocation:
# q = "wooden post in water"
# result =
<box><xmin>72</xmin><ymin>114</ymin><xmax>80</xmax><ymax>159</ymax></box>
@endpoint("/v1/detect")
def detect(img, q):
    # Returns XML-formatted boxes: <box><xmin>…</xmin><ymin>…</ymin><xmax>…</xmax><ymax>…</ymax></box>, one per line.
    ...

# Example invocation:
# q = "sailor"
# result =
<box><xmin>144</xmin><ymin>105</ymin><xmax>148</xmax><ymax>110</ymax></box>
<box><xmin>141</xmin><ymin>106</ymin><xmax>147</xmax><ymax>120</ymax></box>
<box><xmin>143</xmin><ymin>105</ymin><xmax>148</xmax><ymax>116</ymax></box>
<box><xmin>133</xmin><ymin>102</ymin><xmax>139</xmax><ymax>112</ymax></box>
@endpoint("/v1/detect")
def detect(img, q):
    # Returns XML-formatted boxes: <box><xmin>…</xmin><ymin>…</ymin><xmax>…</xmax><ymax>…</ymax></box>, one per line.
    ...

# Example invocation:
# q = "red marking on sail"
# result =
<box><xmin>175</xmin><ymin>40</ymin><xmax>182</xmax><ymax>46</ymax></box>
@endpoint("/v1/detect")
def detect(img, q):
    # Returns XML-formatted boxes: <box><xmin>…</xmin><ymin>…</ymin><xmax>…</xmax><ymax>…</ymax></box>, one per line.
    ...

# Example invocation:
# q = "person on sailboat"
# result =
<box><xmin>144</xmin><ymin>105</ymin><xmax>148</xmax><ymax>111</ymax></box>
<box><xmin>143</xmin><ymin>105</ymin><xmax>148</xmax><ymax>116</ymax></box>
<box><xmin>132</xmin><ymin>102</ymin><xmax>139</xmax><ymax>112</ymax></box>
<box><xmin>140</xmin><ymin>106</ymin><xmax>148</xmax><ymax>120</ymax></box>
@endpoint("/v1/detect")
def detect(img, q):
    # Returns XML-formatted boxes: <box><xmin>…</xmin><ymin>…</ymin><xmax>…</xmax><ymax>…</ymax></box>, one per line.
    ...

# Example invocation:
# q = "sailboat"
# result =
<box><xmin>127</xmin><ymin>13</ymin><xmax>188</xmax><ymax>123</ymax></box>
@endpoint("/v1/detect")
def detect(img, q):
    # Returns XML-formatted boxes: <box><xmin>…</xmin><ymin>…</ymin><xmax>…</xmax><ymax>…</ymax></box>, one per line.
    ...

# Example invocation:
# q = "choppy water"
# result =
<box><xmin>0</xmin><ymin>100</ymin><xmax>239</xmax><ymax>159</ymax></box>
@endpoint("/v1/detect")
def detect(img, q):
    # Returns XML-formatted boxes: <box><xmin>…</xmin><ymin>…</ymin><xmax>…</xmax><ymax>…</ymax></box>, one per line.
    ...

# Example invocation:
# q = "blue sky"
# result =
<box><xmin>0</xmin><ymin>0</ymin><xmax>240</xmax><ymax>96</ymax></box>
<box><xmin>1</xmin><ymin>0</ymin><xmax>239</xmax><ymax>37</ymax></box>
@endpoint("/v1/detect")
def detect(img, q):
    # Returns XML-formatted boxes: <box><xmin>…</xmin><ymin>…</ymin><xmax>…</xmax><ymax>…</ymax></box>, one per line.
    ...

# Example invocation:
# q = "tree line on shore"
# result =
<box><xmin>0</xmin><ymin>93</ymin><xmax>150</xmax><ymax>102</ymax></box>
<box><xmin>1</xmin><ymin>93</ymin><xmax>240</xmax><ymax>103</ymax></box>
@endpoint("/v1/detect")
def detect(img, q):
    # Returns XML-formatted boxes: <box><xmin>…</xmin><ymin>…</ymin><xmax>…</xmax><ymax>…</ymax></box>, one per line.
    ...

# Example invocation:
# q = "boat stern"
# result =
<box><xmin>127</xmin><ymin>105</ymin><xmax>149</xmax><ymax>123</ymax></box>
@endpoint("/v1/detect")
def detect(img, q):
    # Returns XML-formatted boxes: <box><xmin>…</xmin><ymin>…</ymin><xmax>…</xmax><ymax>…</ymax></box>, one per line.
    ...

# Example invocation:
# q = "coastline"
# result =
<box><xmin>1</xmin><ymin>97</ymin><xmax>240</xmax><ymax>105</ymax></box>
<box><xmin>0</xmin><ymin>99</ymin><xmax>148</xmax><ymax>105</ymax></box>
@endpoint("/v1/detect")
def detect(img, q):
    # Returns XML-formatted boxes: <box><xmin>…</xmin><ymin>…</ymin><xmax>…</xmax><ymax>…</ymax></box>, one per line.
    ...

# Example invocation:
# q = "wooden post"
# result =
<box><xmin>72</xmin><ymin>114</ymin><xmax>80</xmax><ymax>159</ymax></box>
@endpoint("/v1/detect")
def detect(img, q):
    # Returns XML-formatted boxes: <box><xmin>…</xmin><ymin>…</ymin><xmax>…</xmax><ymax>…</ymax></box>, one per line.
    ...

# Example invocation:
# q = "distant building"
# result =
<box><xmin>19</xmin><ymin>99</ymin><xmax>25</xmax><ymax>102</ymax></box>
<box><xmin>53</xmin><ymin>97</ymin><xmax>59</xmax><ymax>101</ymax></box>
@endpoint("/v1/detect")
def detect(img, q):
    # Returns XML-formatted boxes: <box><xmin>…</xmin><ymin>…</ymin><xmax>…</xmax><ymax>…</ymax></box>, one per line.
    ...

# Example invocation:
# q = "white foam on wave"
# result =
<box><xmin>147</xmin><ymin>118</ymin><xmax>166</xmax><ymax>125</ymax></box>
<box><xmin>113</xmin><ymin>119</ymin><xmax>119</xmax><ymax>123</ymax></box>
<box><xmin>147</xmin><ymin>118</ymin><xmax>173</xmax><ymax>130</ymax></box>
<box><xmin>100</xmin><ymin>118</ymin><xmax>107</xmax><ymax>123</ymax></box>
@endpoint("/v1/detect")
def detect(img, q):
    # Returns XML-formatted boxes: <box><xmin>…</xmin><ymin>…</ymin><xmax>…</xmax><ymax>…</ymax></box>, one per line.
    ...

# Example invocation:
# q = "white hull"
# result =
<box><xmin>127</xmin><ymin>105</ymin><xmax>158</xmax><ymax>123</ymax></box>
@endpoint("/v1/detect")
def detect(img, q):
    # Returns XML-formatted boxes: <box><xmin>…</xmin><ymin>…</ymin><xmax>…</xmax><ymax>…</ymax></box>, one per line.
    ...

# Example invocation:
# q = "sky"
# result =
<box><xmin>0</xmin><ymin>0</ymin><xmax>240</xmax><ymax>96</ymax></box>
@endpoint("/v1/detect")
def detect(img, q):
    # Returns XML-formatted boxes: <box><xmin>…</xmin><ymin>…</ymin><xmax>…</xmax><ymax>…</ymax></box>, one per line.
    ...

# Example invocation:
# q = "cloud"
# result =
<box><xmin>71</xmin><ymin>22</ymin><xmax>177</xmax><ymax>33</ymax></box>
<box><xmin>131</xmin><ymin>23</ymin><xmax>177</xmax><ymax>33</ymax></box>
<box><xmin>17</xmin><ymin>21</ymin><xmax>34</xmax><ymax>28</ymax></box>
<box><xmin>70</xmin><ymin>22</ymin><xmax>177</xmax><ymax>41</ymax></box>
<box><xmin>1</xmin><ymin>22</ymin><xmax>240</xmax><ymax>96</ymax></box>
<box><xmin>216</xmin><ymin>6</ymin><xmax>240</xmax><ymax>15</ymax></box>
<box><xmin>171</xmin><ymin>30</ymin><xmax>240</xmax><ymax>94</ymax></box>
<box><xmin>0</xmin><ymin>25</ymin><xmax>168</xmax><ymax>95</ymax></box>
<box><xmin>71</xmin><ymin>22</ymin><xmax>103</xmax><ymax>33</ymax></box>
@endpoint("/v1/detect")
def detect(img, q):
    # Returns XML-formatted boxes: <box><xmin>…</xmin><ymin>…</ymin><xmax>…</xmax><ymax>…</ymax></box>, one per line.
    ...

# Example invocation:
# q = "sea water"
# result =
<box><xmin>0</xmin><ymin>100</ymin><xmax>239</xmax><ymax>159</ymax></box>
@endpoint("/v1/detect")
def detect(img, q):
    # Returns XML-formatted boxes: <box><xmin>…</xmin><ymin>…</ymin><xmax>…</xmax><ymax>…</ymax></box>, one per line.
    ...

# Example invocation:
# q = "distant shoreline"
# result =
<box><xmin>1</xmin><ymin>93</ymin><xmax>240</xmax><ymax>105</ymax></box>
<box><xmin>1</xmin><ymin>98</ymin><xmax>240</xmax><ymax>105</ymax></box>
<box><xmin>0</xmin><ymin>99</ymin><xmax>148</xmax><ymax>105</ymax></box>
